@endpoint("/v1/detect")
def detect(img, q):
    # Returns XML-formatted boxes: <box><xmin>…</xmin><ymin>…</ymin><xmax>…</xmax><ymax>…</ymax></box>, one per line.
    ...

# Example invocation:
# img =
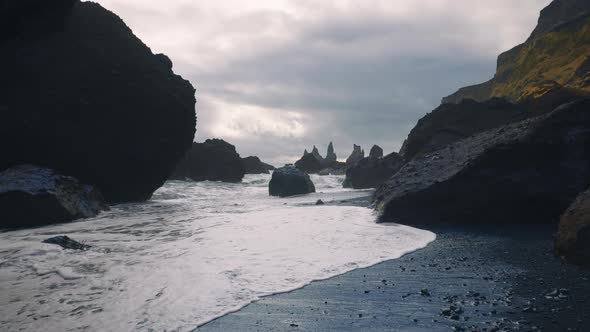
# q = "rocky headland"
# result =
<box><xmin>373</xmin><ymin>0</ymin><xmax>590</xmax><ymax>266</ymax></box>
<box><xmin>0</xmin><ymin>0</ymin><xmax>196</xmax><ymax>204</ymax></box>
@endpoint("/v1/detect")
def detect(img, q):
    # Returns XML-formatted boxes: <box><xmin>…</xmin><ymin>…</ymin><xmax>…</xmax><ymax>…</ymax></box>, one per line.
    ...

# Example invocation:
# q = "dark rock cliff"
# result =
<box><xmin>0</xmin><ymin>1</ymin><xmax>197</xmax><ymax>203</ymax></box>
<box><xmin>375</xmin><ymin>100</ymin><xmax>590</xmax><ymax>226</ymax></box>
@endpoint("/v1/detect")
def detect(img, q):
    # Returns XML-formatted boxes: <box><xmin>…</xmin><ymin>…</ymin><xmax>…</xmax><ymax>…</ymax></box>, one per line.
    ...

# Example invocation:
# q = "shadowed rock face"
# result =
<box><xmin>295</xmin><ymin>142</ymin><xmax>343</xmax><ymax>174</ymax></box>
<box><xmin>556</xmin><ymin>188</ymin><xmax>590</xmax><ymax>265</ymax></box>
<box><xmin>343</xmin><ymin>152</ymin><xmax>404</xmax><ymax>189</ymax></box>
<box><xmin>0</xmin><ymin>1</ymin><xmax>196</xmax><ymax>203</ymax></box>
<box><xmin>171</xmin><ymin>139</ymin><xmax>245</xmax><ymax>183</ymax></box>
<box><xmin>399</xmin><ymin>98</ymin><xmax>527</xmax><ymax>160</ymax></box>
<box><xmin>369</xmin><ymin>145</ymin><xmax>384</xmax><ymax>160</ymax></box>
<box><xmin>0</xmin><ymin>165</ymin><xmax>108</xmax><ymax>229</ymax></box>
<box><xmin>241</xmin><ymin>156</ymin><xmax>275</xmax><ymax>174</ymax></box>
<box><xmin>325</xmin><ymin>142</ymin><xmax>337</xmax><ymax>164</ymax></box>
<box><xmin>269</xmin><ymin>166</ymin><xmax>315</xmax><ymax>197</ymax></box>
<box><xmin>375</xmin><ymin>100</ymin><xmax>590</xmax><ymax>226</ymax></box>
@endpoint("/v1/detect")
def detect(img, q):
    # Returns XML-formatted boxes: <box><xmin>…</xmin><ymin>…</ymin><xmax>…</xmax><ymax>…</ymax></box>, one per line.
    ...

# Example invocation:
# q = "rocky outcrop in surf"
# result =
<box><xmin>556</xmin><ymin>188</ymin><xmax>590</xmax><ymax>265</ymax></box>
<box><xmin>344</xmin><ymin>148</ymin><xmax>404</xmax><ymax>189</ymax></box>
<box><xmin>295</xmin><ymin>142</ymin><xmax>345</xmax><ymax>174</ymax></box>
<box><xmin>0</xmin><ymin>0</ymin><xmax>196</xmax><ymax>203</ymax></box>
<box><xmin>241</xmin><ymin>156</ymin><xmax>275</xmax><ymax>174</ymax></box>
<box><xmin>375</xmin><ymin>100</ymin><xmax>590</xmax><ymax>226</ymax></box>
<box><xmin>171</xmin><ymin>139</ymin><xmax>245</xmax><ymax>183</ymax></box>
<box><xmin>0</xmin><ymin>165</ymin><xmax>108</xmax><ymax>229</ymax></box>
<box><xmin>269</xmin><ymin>166</ymin><xmax>316</xmax><ymax>197</ymax></box>
<box><xmin>346</xmin><ymin>145</ymin><xmax>365</xmax><ymax>168</ymax></box>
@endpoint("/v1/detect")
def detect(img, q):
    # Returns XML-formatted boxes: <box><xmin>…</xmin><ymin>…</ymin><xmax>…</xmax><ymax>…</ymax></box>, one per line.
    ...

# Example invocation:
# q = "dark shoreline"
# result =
<box><xmin>197</xmin><ymin>224</ymin><xmax>590</xmax><ymax>331</ymax></box>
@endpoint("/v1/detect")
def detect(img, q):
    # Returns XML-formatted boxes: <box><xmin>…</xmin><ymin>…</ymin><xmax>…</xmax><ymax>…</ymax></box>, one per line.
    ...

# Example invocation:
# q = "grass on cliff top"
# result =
<box><xmin>491</xmin><ymin>16</ymin><xmax>590</xmax><ymax>101</ymax></box>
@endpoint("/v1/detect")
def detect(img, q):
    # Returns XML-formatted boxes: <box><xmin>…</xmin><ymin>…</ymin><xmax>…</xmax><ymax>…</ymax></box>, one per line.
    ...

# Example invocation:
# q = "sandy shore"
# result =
<box><xmin>196</xmin><ymin>224</ymin><xmax>590</xmax><ymax>331</ymax></box>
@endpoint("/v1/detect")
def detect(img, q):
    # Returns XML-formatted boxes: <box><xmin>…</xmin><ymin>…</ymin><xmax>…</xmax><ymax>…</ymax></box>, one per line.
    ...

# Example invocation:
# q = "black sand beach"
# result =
<box><xmin>197</xmin><ymin>224</ymin><xmax>590</xmax><ymax>331</ymax></box>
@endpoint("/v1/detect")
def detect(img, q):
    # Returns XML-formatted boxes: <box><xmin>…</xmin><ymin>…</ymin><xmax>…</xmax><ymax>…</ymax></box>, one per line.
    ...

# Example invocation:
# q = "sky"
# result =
<box><xmin>95</xmin><ymin>0</ymin><xmax>552</xmax><ymax>166</ymax></box>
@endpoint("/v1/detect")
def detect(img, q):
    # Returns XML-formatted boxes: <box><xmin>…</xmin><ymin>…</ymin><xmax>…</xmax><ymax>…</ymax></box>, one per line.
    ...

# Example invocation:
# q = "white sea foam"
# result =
<box><xmin>0</xmin><ymin>174</ymin><xmax>435</xmax><ymax>331</ymax></box>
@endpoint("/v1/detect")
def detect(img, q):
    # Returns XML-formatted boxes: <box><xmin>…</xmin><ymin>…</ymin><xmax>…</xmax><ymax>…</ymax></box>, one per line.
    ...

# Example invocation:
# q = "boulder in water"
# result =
<box><xmin>171</xmin><ymin>139</ymin><xmax>245</xmax><ymax>182</ymax></box>
<box><xmin>0</xmin><ymin>165</ymin><xmax>108</xmax><ymax>229</ymax></box>
<box><xmin>269</xmin><ymin>166</ymin><xmax>316</xmax><ymax>197</ymax></box>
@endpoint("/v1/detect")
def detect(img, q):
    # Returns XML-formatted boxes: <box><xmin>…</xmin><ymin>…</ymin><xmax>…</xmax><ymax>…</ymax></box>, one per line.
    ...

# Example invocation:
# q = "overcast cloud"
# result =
<box><xmin>95</xmin><ymin>0</ymin><xmax>551</xmax><ymax>165</ymax></box>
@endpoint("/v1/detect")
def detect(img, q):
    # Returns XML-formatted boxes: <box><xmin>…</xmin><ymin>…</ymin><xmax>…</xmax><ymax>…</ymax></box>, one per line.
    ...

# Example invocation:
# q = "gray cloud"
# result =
<box><xmin>95</xmin><ymin>0</ymin><xmax>551</xmax><ymax>165</ymax></box>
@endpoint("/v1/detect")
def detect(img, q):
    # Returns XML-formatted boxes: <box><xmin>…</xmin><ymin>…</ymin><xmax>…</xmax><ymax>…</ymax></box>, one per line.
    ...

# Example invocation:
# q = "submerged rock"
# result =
<box><xmin>171</xmin><ymin>139</ymin><xmax>245</xmax><ymax>183</ymax></box>
<box><xmin>346</xmin><ymin>145</ymin><xmax>365</xmax><ymax>168</ymax></box>
<box><xmin>42</xmin><ymin>235</ymin><xmax>91</xmax><ymax>250</ymax></box>
<box><xmin>269</xmin><ymin>166</ymin><xmax>316</xmax><ymax>197</ymax></box>
<box><xmin>556</xmin><ymin>189</ymin><xmax>590</xmax><ymax>265</ymax></box>
<box><xmin>344</xmin><ymin>152</ymin><xmax>404</xmax><ymax>189</ymax></box>
<box><xmin>0</xmin><ymin>165</ymin><xmax>108</xmax><ymax>229</ymax></box>
<box><xmin>375</xmin><ymin>100</ymin><xmax>590</xmax><ymax>225</ymax></box>
<box><xmin>0</xmin><ymin>1</ymin><xmax>196</xmax><ymax>203</ymax></box>
<box><xmin>241</xmin><ymin>156</ymin><xmax>275</xmax><ymax>174</ymax></box>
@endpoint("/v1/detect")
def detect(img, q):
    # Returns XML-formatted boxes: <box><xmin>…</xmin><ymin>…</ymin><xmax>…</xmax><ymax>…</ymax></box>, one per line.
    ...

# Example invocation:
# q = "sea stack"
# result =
<box><xmin>346</xmin><ymin>145</ymin><xmax>365</xmax><ymax>168</ymax></box>
<box><xmin>171</xmin><ymin>139</ymin><xmax>246</xmax><ymax>183</ymax></box>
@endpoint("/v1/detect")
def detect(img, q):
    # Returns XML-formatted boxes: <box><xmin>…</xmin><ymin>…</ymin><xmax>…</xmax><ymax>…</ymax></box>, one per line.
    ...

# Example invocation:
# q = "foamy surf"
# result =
<box><xmin>0</xmin><ymin>174</ymin><xmax>435</xmax><ymax>331</ymax></box>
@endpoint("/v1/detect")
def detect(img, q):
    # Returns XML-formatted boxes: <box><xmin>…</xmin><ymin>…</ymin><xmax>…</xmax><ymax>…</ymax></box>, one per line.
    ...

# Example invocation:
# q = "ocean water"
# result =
<box><xmin>0</xmin><ymin>174</ymin><xmax>435</xmax><ymax>331</ymax></box>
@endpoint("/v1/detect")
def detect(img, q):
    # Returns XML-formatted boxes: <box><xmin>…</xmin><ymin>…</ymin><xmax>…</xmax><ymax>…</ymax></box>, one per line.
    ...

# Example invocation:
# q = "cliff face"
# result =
<box><xmin>376</xmin><ymin>100</ymin><xmax>590</xmax><ymax>225</ymax></box>
<box><xmin>0</xmin><ymin>1</ymin><xmax>196</xmax><ymax>202</ymax></box>
<box><xmin>443</xmin><ymin>0</ymin><xmax>590</xmax><ymax>104</ymax></box>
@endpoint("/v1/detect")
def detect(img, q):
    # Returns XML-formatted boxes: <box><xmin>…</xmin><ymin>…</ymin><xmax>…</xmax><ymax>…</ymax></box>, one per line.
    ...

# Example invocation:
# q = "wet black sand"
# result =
<box><xmin>196</xmin><ymin>224</ymin><xmax>589</xmax><ymax>331</ymax></box>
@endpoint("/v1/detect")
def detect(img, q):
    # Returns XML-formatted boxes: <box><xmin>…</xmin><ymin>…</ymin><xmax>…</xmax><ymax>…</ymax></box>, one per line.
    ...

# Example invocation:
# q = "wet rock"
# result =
<box><xmin>269</xmin><ymin>166</ymin><xmax>316</xmax><ymax>197</ymax></box>
<box><xmin>0</xmin><ymin>165</ymin><xmax>108</xmax><ymax>229</ymax></box>
<box><xmin>375</xmin><ymin>100</ymin><xmax>590</xmax><ymax>225</ymax></box>
<box><xmin>316</xmin><ymin>199</ymin><xmax>325</xmax><ymax>205</ymax></box>
<box><xmin>0</xmin><ymin>0</ymin><xmax>196</xmax><ymax>203</ymax></box>
<box><xmin>170</xmin><ymin>139</ymin><xmax>245</xmax><ymax>183</ymax></box>
<box><xmin>42</xmin><ymin>235</ymin><xmax>91</xmax><ymax>250</ymax></box>
<box><xmin>556</xmin><ymin>188</ymin><xmax>590</xmax><ymax>265</ymax></box>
